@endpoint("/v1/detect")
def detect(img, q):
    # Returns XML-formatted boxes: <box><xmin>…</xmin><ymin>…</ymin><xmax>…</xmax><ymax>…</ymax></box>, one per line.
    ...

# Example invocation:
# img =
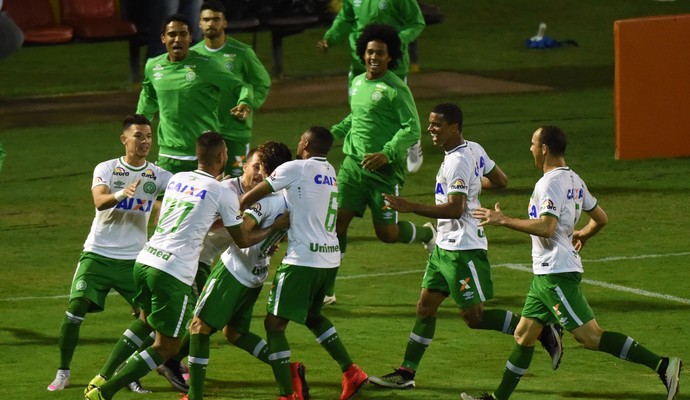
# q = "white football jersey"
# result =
<box><xmin>84</xmin><ymin>158</ymin><xmax>172</xmax><ymax>259</ymax></box>
<box><xmin>435</xmin><ymin>141</ymin><xmax>495</xmax><ymax>251</ymax></box>
<box><xmin>220</xmin><ymin>192</ymin><xmax>288</xmax><ymax>287</ymax></box>
<box><xmin>198</xmin><ymin>176</ymin><xmax>243</xmax><ymax>266</ymax></box>
<box><xmin>265</xmin><ymin>157</ymin><xmax>339</xmax><ymax>268</ymax></box>
<box><xmin>137</xmin><ymin>170</ymin><xmax>243</xmax><ymax>285</ymax></box>
<box><xmin>528</xmin><ymin>167</ymin><xmax>598</xmax><ymax>274</ymax></box>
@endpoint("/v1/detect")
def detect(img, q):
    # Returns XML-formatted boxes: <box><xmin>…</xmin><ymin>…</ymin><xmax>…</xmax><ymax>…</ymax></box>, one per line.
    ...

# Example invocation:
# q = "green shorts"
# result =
<box><xmin>223</xmin><ymin>138</ymin><xmax>249</xmax><ymax>178</ymax></box>
<box><xmin>194</xmin><ymin>263</ymin><xmax>262</xmax><ymax>332</ymax></box>
<box><xmin>521</xmin><ymin>272</ymin><xmax>595</xmax><ymax>331</ymax></box>
<box><xmin>421</xmin><ymin>248</ymin><xmax>494</xmax><ymax>308</ymax></box>
<box><xmin>70</xmin><ymin>252</ymin><xmax>138</xmax><ymax>312</ymax></box>
<box><xmin>133</xmin><ymin>262</ymin><xmax>193</xmax><ymax>338</ymax></box>
<box><xmin>156</xmin><ymin>156</ymin><xmax>197</xmax><ymax>174</ymax></box>
<box><xmin>337</xmin><ymin>156</ymin><xmax>400</xmax><ymax>225</ymax></box>
<box><xmin>266</xmin><ymin>263</ymin><xmax>338</xmax><ymax>324</ymax></box>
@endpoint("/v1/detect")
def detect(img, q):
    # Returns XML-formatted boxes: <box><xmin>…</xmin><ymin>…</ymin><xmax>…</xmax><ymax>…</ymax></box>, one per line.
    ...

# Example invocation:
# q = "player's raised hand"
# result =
<box><xmin>316</xmin><ymin>39</ymin><xmax>329</xmax><ymax>53</ymax></box>
<box><xmin>123</xmin><ymin>179</ymin><xmax>142</xmax><ymax>199</ymax></box>
<box><xmin>230</xmin><ymin>104</ymin><xmax>252</xmax><ymax>121</ymax></box>
<box><xmin>473</xmin><ymin>202</ymin><xmax>505</xmax><ymax>226</ymax></box>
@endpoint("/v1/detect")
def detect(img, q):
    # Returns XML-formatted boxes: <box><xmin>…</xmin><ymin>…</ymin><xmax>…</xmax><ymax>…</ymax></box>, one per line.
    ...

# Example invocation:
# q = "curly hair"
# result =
<box><xmin>355</xmin><ymin>23</ymin><xmax>403</xmax><ymax>71</ymax></box>
<box><xmin>257</xmin><ymin>141</ymin><xmax>292</xmax><ymax>175</ymax></box>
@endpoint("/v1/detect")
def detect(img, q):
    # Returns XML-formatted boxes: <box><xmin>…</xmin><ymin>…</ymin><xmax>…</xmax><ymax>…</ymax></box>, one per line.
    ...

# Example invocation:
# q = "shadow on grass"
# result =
<box><xmin>0</xmin><ymin>326</ymin><xmax>116</xmax><ymax>347</ymax></box>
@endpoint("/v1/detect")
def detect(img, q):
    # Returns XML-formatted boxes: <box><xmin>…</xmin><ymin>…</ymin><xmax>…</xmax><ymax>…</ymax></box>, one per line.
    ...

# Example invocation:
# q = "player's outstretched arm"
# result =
<box><xmin>383</xmin><ymin>193</ymin><xmax>465</xmax><ymax>219</ymax></box>
<box><xmin>474</xmin><ymin>202</ymin><xmax>557</xmax><ymax>238</ymax></box>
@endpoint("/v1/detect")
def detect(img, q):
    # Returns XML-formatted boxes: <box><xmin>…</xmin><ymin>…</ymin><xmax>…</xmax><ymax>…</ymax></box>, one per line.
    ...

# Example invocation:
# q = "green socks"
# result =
<box><xmin>309</xmin><ymin>316</ymin><xmax>353</xmax><ymax>371</ymax></box>
<box><xmin>493</xmin><ymin>344</ymin><xmax>534</xmax><ymax>400</ymax></box>
<box><xmin>474</xmin><ymin>310</ymin><xmax>520</xmax><ymax>334</ymax></box>
<box><xmin>266</xmin><ymin>330</ymin><xmax>293</xmax><ymax>396</ymax></box>
<box><xmin>58</xmin><ymin>298</ymin><xmax>89</xmax><ymax>369</ymax></box>
<box><xmin>99</xmin><ymin>319</ymin><xmax>153</xmax><ymax>378</ymax></box>
<box><xmin>396</xmin><ymin>221</ymin><xmax>433</xmax><ymax>243</ymax></box>
<box><xmin>598</xmin><ymin>331</ymin><xmax>661</xmax><ymax>370</ymax></box>
<box><xmin>187</xmin><ymin>333</ymin><xmax>210</xmax><ymax>400</ymax></box>
<box><xmin>233</xmin><ymin>332</ymin><xmax>269</xmax><ymax>364</ymax></box>
<box><xmin>100</xmin><ymin>347</ymin><xmax>164</xmax><ymax>399</ymax></box>
<box><xmin>402</xmin><ymin>316</ymin><xmax>436</xmax><ymax>371</ymax></box>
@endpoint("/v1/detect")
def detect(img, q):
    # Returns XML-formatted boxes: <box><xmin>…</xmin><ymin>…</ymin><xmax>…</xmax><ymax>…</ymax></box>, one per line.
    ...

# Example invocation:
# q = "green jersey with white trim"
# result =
<box><xmin>331</xmin><ymin>70</ymin><xmax>420</xmax><ymax>185</ymax></box>
<box><xmin>323</xmin><ymin>0</ymin><xmax>426</xmax><ymax>78</ymax></box>
<box><xmin>137</xmin><ymin>170</ymin><xmax>243</xmax><ymax>285</ymax></box>
<box><xmin>435</xmin><ymin>141</ymin><xmax>495</xmax><ymax>251</ymax></box>
<box><xmin>85</xmin><ymin>158</ymin><xmax>172</xmax><ymax>259</ymax></box>
<box><xmin>265</xmin><ymin>157</ymin><xmax>340</xmax><ymax>268</ymax></box>
<box><xmin>528</xmin><ymin>167</ymin><xmax>597</xmax><ymax>274</ymax></box>
<box><xmin>136</xmin><ymin>50</ymin><xmax>253</xmax><ymax>158</ymax></box>
<box><xmin>191</xmin><ymin>38</ymin><xmax>271</xmax><ymax>141</ymax></box>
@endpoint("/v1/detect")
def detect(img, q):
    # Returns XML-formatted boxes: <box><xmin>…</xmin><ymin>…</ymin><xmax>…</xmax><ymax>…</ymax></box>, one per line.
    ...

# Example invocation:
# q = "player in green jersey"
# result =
<box><xmin>136</xmin><ymin>13</ymin><xmax>253</xmax><ymax>175</ymax></box>
<box><xmin>317</xmin><ymin>0</ymin><xmax>427</xmax><ymax>173</ymax></box>
<box><xmin>368</xmin><ymin>103</ymin><xmax>562</xmax><ymax>390</ymax></box>
<box><xmin>462</xmin><ymin>126</ymin><xmax>683</xmax><ymax>400</ymax></box>
<box><xmin>192</xmin><ymin>0</ymin><xmax>272</xmax><ymax>177</ymax></box>
<box><xmin>325</xmin><ymin>23</ymin><xmax>435</xmax><ymax>305</ymax></box>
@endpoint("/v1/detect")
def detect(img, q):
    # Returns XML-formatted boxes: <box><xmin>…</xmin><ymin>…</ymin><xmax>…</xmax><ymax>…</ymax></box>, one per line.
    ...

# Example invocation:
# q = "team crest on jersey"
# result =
<box><xmin>75</xmin><ymin>280</ymin><xmax>87</xmax><ymax>291</ymax></box>
<box><xmin>540</xmin><ymin>199</ymin><xmax>557</xmax><ymax>212</ymax></box>
<box><xmin>371</xmin><ymin>91</ymin><xmax>382</xmax><ymax>101</ymax></box>
<box><xmin>143</xmin><ymin>181</ymin><xmax>157</xmax><ymax>194</ymax></box>
<box><xmin>225</xmin><ymin>62</ymin><xmax>234</xmax><ymax>71</ymax></box>
<box><xmin>113</xmin><ymin>167</ymin><xmax>129</xmax><ymax>176</ymax></box>
<box><xmin>450</xmin><ymin>179</ymin><xmax>467</xmax><ymax>191</ymax></box>
<box><xmin>378</xmin><ymin>0</ymin><xmax>388</xmax><ymax>10</ymax></box>
<box><xmin>185</xmin><ymin>71</ymin><xmax>197</xmax><ymax>82</ymax></box>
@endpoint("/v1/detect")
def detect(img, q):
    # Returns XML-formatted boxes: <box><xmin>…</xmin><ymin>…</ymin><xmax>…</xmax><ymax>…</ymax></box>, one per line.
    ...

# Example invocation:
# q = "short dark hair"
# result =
<box><xmin>355</xmin><ymin>23</ymin><xmax>403</xmax><ymax>71</ymax></box>
<box><xmin>197</xmin><ymin>131</ymin><xmax>225</xmax><ymax>164</ymax></box>
<box><xmin>245</xmin><ymin>147</ymin><xmax>258</xmax><ymax>163</ymax></box>
<box><xmin>538</xmin><ymin>125</ymin><xmax>567</xmax><ymax>156</ymax></box>
<box><xmin>161</xmin><ymin>13</ymin><xmax>192</xmax><ymax>35</ymax></box>
<box><xmin>432</xmin><ymin>103</ymin><xmax>463</xmax><ymax>130</ymax></box>
<box><xmin>200</xmin><ymin>0</ymin><xmax>226</xmax><ymax>16</ymax></box>
<box><xmin>122</xmin><ymin>114</ymin><xmax>151</xmax><ymax>131</ymax></box>
<box><xmin>306</xmin><ymin>126</ymin><xmax>334</xmax><ymax>155</ymax></box>
<box><xmin>257</xmin><ymin>141</ymin><xmax>292</xmax><ymax>175</ymax></box>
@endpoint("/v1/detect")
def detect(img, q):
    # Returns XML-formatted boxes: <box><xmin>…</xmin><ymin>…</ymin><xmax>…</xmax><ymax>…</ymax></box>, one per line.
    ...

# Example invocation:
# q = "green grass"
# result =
<box><xmin>1</xmin><ymin>1</ymin><xmax>689</xmax><ymax>399</ymax></box>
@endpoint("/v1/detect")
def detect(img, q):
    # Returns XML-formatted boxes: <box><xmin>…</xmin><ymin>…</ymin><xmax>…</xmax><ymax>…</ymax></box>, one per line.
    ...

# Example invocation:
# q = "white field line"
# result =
<box><xmin>3</xmin><ymin>252</ymin><xmax>690</xmax><ymax>304</ymax></box>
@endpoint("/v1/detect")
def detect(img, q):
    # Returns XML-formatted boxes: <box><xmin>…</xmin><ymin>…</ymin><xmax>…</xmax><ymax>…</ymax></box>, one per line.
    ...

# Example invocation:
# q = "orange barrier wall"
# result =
<box><xmin>614</xmin><ymin>14</ymin><xmax>690</xmax><ymax>160</ymax></box>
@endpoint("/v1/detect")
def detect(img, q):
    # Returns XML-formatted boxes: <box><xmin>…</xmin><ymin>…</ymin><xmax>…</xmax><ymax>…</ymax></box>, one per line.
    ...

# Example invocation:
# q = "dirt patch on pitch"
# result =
<box><xmin>0</xmin><ymin>72</ymin><xmax>551</xmax><ymax>130</ymax></box>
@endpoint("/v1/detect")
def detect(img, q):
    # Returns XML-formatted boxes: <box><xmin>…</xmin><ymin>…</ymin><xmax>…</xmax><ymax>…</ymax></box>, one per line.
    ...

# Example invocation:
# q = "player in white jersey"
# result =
<box><xmin>47</xmin><ymin>115</ymin><xmax>172</xmax><ymax>393</ymax></box>
<box><xmin>464</xmin><ymin>126</ymin><xmax>682</xmax><ymax>400</ymax></box>
<box><xmin>370</xmin><ymin>104</ymin><xmax>562</xmax><ymax>390</ymax></box>
<box><xmin>85</xmin><ymin>132</ymin><xmax>289</xmax><ymax>400</ymax></box>
<box><xmin>241</xmin><ymin>127</ymin><xmax>368</xmax><ymax>400</ymax></box>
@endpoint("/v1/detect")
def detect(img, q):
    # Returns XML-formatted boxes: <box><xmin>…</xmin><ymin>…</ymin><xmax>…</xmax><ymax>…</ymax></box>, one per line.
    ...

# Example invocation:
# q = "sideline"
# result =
<box><xmin>3</xmin><ymin>252</ymin><xmax>689</xmax><ymax>305</ymax></box>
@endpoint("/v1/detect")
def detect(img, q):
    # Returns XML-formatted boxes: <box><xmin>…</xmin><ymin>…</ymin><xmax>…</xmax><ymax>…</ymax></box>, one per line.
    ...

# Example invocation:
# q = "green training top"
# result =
<box><xmin>331</xmin><ymin>70</ymin><xmax>421</xmax><ymax>185</ymax></box>
<box><xmin>136</xmin><ymin>49</ymin><xmax>253</xmax><ymax>157</ymax></box>
<box><xmin>191</xmin><ymin>37</ymin><xmax>271</xmax><ymax>141</ymax></box>
<box><xmin>324</xmin><ymin>0</ymin><xmax>426</xmax><ymax>79</ymax></box>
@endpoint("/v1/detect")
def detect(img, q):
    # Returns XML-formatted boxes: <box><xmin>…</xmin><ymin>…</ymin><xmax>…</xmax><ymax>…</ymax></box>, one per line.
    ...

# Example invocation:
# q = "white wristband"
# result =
<box><xmin>113</xmin><ymin>190</ymin><xmax>126</xmax><ymax>202</ymax></box>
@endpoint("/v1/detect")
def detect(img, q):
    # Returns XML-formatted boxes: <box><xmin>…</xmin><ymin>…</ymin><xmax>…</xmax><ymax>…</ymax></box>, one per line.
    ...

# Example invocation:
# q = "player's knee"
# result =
<box><xmin>189</xmin><ymin>317</ymin><xmax>211</xmax><ymax>335</ymax></box>
<box><xmin>415</xmin><ymin>301</ymin><xmax>437</xmax><ymax>318</ymax></box>
<box><xmin>67</xmin><ymin>297</ymin><xmax>90</xmax><ymax>318</ymax></box>
<box><xmin>223</xmin><ymin>326</ymin><xmax>241</xmax><ymax>344</ymax></box>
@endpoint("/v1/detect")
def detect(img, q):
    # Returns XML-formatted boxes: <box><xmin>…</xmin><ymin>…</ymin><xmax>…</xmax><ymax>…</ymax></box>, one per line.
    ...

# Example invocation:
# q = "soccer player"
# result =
<box><xmin>461</xmin><ymin>125</ymin><xmax>683</xmax><ymax>400</ymax></box>
<box><xmin>47</xmin><ymin>115</ymin><xmax>172</xmax><ymax>392</ymax></box>
<box><xmin>183</xmin><ymin>141</ymin><xmax>310</xmax><ymax>400</ymax></box>
<box><xmin>240</xmin><ymin>127</ymin><xmax>368</xmax><ymax>400</ymax></box>
<box><xmin>368</xmin><ymin>104</ymin><xmax>563</xmax><ymax>389</ymax></box>
<box><xmin>317</xmin><ymin>0</ymin><xmax>426</xmax><ymax>173</ymax></box>
<box><xmin>136</xmin><ymin>13</ymin><xmax>253</xmax><ymax>175</ymax></box>
<box><xmin>84</xmin><ymin>132</ymin><xmax>288</xmax><ymax>400</ymax></box>
<box><xmin>326</xmin><ymin>23</ymin><xmax>434</xmax><ymax>305</ymax></box>
<box><xmin>192</xmin><ymin>0</ymin><xmax>272</xmax><ymax>177</ymax></box>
